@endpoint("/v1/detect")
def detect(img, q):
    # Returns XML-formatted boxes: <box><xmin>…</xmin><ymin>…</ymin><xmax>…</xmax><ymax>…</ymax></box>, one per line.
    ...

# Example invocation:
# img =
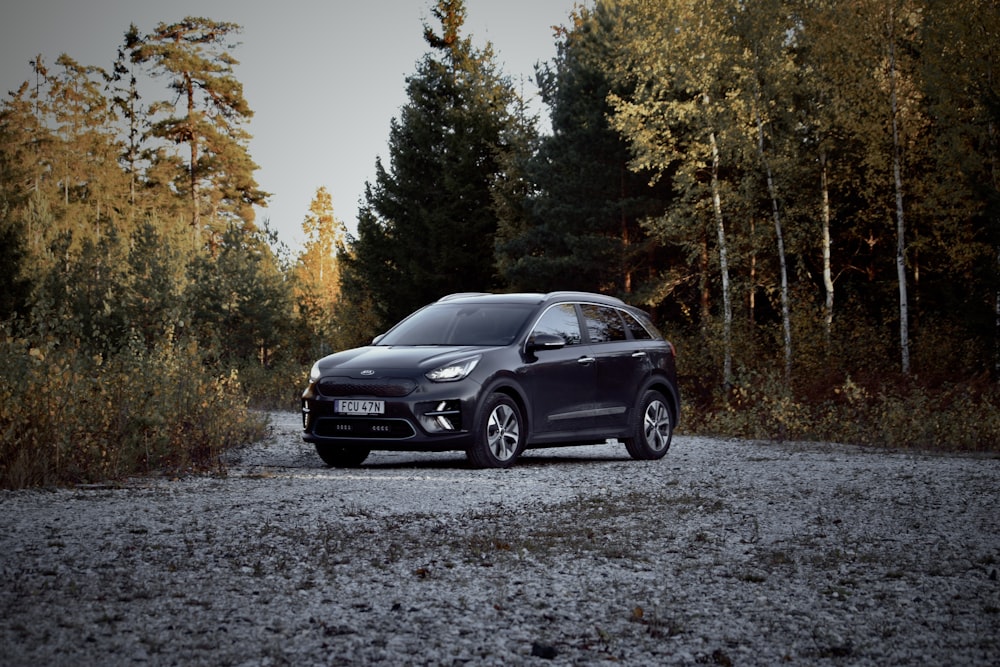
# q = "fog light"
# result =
<box><xmin>420</xmin><ymin>401</ymin><xmax>462</xmax><ymax>433</ymax></box>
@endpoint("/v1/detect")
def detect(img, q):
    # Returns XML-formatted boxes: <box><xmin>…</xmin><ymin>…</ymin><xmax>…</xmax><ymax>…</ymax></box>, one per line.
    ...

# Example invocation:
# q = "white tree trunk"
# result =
<box><xmin>756</xmin><ymin>111</ymin><xmax>792</xmax><ymax>381</ymax></box>
<box><xmin>709</xmin><ymin>127</ymin><xmax>733</xmax><ymax>387</ymax></box>
<box><xmin>889</xmin><ymin>23</ymin><xmax>911</xmax><ymax>375</ymax></box>
<box><xmin>820</xmin><ymin>149</ymin><xmax>834</xmax><ymax>350</ymax></box>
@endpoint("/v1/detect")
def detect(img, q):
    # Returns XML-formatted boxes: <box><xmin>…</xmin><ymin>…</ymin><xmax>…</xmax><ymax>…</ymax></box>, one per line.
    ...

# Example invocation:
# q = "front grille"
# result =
<box><xmin>317</xmin><ymin>377</ymin><xmax>417</xmax><ymax>398</ymax></box>
<box><xmin>313</xmin><ymin>417</ymin><xmax>415</xmax><ymax>440</ymax></box>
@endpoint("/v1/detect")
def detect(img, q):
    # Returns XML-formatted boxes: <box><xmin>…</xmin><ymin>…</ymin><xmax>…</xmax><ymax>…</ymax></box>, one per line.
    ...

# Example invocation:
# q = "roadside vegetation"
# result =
<box><xmin>2</xmin><ymin>1</ymin><xmax>998</xmax><ymax>488</ymax></box>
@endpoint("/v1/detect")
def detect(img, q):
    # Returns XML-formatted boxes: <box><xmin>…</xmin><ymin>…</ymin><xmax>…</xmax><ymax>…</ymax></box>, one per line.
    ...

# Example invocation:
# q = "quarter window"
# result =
<box><xmin>622</xmin><ymin>311</ymin><xmax>654</xmax><ymax>340</ymax></box>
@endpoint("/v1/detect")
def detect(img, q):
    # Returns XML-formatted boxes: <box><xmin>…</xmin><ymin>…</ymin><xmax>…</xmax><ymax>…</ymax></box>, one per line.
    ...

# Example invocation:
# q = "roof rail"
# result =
<box><xmin>545</xmin><ymin>291</ymin><xmax>626</xmax><ymax>304</ymax></box>
<box><xmin>437</xmin><ymin>292</ymin><xmax>492</xmax><ymax>302</ymax></box>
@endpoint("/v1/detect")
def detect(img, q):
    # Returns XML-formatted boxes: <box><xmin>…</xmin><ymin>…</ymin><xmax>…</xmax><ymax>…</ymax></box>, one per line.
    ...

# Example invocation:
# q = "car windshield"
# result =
<box><xmin>377</xmin><ymin>303</ymin><xmax>536</xmax><ymax>347</ymax></box>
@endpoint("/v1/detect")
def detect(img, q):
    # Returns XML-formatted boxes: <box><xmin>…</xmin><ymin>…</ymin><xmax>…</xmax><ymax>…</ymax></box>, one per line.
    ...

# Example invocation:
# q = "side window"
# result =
<box><xmin>622</xmin><ymin>310</ymin><xmax>654</xmax><ymax>340</ymax></box>
<box><xmin>531</xmin><ymin>303</ymin><xmax>582</xmax><ymax>345</ymax></box>
<box><xmin>582</xmin><ymin>304</ymin><xmax>627</xmax><ymax>343</ymax></box>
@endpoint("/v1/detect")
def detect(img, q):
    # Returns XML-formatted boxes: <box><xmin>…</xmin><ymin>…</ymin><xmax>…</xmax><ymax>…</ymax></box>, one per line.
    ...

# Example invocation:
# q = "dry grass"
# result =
<box><xmin>0</xmin><ymin>329</ymin><xmax>267</xmax><ymax>489</ymax></box>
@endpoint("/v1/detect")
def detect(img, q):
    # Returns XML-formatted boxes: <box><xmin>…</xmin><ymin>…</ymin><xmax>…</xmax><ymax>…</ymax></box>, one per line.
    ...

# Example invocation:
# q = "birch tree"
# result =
<box><xmin>857</xmin><ymin>0</ymin><xmax>926</xmax><ymax>375</ymax></box>
<box><xmin>732</xmin><ymin>0</ymin><xmax>796</xmax><ymax>381</ymax></box>
<box><xmin>608</xmin><ymin>0</ymin><xmax>740</xmax><ymax>386</ymax></box>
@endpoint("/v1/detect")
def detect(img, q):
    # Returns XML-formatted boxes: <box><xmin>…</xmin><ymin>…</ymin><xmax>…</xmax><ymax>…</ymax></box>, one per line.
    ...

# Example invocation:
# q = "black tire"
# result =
<box><xmin>315</xmin><ymin>443</ymin><xmax>370</xmax><ymax>467</ymax></box>
<box><xmin>466</xmin><ymin>393</ymin><xmax>525</xmax><ymax>468</ymax></box>
<box><xmin>623</xmin><ymin>390</ymin><xmax>673</xmax><ymax>460</ymax></box>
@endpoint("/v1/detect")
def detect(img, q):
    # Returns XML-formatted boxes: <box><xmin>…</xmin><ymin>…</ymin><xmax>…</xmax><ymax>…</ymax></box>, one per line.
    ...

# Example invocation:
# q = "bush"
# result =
<box><xmin>238</xmin><ymin>358</ymin><xmax>309</xmax><ymax>411</ymax></box>
<box><xmin>684</xmin><ymin>366</ymin><xmax>1000</xmax><ymax>452</ymax></box>
<box><xmin>671</xmin><ymin>314</ymin><xmax>1000</xmax><ymax>452</ymax></box>
<box><xmin>0</xmin><ymin>326</ymin><xmax>267</xmax><ymax>489</ymax></box>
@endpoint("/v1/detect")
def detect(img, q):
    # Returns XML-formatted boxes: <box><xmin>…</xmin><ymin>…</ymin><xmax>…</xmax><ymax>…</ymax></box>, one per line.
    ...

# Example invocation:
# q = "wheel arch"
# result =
<box><xmin>479</xmin><ymin>376</ymin><xmax>532</xmax><ymax>437</ymax></box>
<box><xmin>642</xmin><ymin>376</ymin><xmax>681</xmax><ymax>428</ymax></box>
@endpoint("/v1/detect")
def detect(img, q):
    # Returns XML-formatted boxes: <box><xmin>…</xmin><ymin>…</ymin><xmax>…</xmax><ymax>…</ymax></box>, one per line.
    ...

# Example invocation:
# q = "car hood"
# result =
<box><xmin>315</xmin><ymin>345</ymin><xmax>490</xmax><ymax>378</ymax></box>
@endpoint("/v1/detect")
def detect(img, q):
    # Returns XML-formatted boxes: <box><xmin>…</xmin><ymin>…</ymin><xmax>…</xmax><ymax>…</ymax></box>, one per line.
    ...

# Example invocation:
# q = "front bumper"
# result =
<box><xmin>301</xmin><ymin>381</ymin><xmax>479</xmax><ymax>452</ymax></box>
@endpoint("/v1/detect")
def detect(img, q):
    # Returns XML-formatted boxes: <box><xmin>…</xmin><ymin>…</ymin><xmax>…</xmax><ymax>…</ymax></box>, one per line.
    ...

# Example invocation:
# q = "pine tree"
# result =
<box><xmin>496</xmin><ymin>4</ymin><xmax>670</xmax><ymax>300</ymax></box>
<box><xmin>132</xmin><ymin>17</ymin><xmax>268</xmax><ymax>245</ymax></box>
<box><xmin>343</xmin><ymin>0</ymin><xmax>524</xmax><ymax>330</ymax></box>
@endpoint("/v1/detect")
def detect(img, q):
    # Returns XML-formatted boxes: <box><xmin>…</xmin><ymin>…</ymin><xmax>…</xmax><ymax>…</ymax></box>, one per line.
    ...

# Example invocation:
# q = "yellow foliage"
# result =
<box><xmin>0</xmin><ymin>326</ymin><xmax>267</xmax><ymax>489</ymax></box>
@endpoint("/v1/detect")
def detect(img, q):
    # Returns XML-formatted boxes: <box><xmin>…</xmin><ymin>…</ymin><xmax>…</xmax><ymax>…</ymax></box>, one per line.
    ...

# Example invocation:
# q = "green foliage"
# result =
<box><xmin>185</xmin><ymin>224</ymin><xmax>294</xmax><ymax>367</ymax></box>
<box><xmin>496</xmin><ymin>2</ymin><xmax>671</xmax><ymax>295</ymax></box>
<box><xmin>0</xmin><ymin>211</ymin><xmax>31</xmax><ymax>319</ymax></box>
<box><xmin>0</xmin><ymin>214</ymin><xmax>292</xmax><ymax>488</ymax></box>
<box><xmin>675</xmin><ymin>308</ymin><xmax>1000</xmax><ymax>451</ymax></box>
<box><xmin>341</xmin><ymin>0</ymin><xmax>527</xmax><ymax>331</ymax></box>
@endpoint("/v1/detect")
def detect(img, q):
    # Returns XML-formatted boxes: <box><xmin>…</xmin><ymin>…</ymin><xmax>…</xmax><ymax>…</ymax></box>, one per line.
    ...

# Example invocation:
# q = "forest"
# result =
<box><xmin>1</xmin><ymin>0</ymin><xmax>998</xmax><ymax>488</ymax></box>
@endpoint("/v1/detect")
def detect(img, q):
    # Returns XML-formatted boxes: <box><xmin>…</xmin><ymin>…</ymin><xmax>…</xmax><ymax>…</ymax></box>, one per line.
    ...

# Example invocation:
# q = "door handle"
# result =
<box><xmin>577</xmin><ymin>356</ymin><xmax>596</xmax><ymax>364</ymax></box>
<box><xmin>632</xmin><ymin>351</ymin><xmax>647</xmax><ymax>358</ymax></box>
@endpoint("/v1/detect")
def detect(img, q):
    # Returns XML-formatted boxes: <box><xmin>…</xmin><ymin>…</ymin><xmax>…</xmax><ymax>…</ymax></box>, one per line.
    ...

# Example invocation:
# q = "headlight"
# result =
<box><xmin>309</xmin><ymin>361</ymin><xmax>322</xmax><ymax>383</ymax></box>
<box><xmin>426</xmin><ymin>356</ymin><xmax>480</xmax><ymax>382</ymax></box>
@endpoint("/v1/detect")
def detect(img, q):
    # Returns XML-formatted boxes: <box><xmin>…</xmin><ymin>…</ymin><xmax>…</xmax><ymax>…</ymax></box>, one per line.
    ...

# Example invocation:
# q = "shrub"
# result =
<box><xmin>0</xmin><ymin>325</ymin><xmax>267</xmax><ymax>489</ymax></box>
<box><xmin>238</xmin><ymin>358</ymin><xmax>309</xmax><ymax>411</ymax></box>
<box><xmin>686</xmin><ymin>366</ymin><xmax>1000</xmax><ymax>452</ymax></box>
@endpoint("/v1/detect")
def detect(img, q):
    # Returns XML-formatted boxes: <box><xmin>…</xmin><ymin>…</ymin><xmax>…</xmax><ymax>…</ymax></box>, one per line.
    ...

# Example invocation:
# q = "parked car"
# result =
<box><xmin>302</xmin><ymin>291</ymin><xmax>680</xmax><ymax>468</ymax></box>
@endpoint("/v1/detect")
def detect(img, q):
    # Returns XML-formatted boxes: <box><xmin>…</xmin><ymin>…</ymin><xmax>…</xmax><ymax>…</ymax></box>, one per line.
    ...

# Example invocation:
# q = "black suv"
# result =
<box><xmin>302</xmin><ymin>292</ymin><xmax>679</xmax><ymax>468</ymax></box>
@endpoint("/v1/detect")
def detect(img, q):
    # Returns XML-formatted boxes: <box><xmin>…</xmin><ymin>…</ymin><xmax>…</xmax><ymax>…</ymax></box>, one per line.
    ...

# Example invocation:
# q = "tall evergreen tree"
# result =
<box><xmin>342</xmin><ymin>0</ymin><xmax>524</xmax><ymax>330</ymax></box>
<box><xmin>108</xmin><ymin>24</ymin><xmax>146</xmax><ymax>212</ymax></box>
<box><xmin>495</xmin><ymin>4</ymin><xmax>670</xmax><ymax>300</ymax></box>
<box><xmin>132</xmin><ymin>17</ymin><xmax>268</xmax><ymax>244</ymax></box>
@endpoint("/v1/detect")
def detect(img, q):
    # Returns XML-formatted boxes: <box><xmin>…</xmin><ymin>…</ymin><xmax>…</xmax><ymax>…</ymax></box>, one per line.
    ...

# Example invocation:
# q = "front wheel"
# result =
<box><xmin>315</xmin><ymin>443</ymin><xmax>370</xmax><ymax>468</ymax></box>
<box><xmin>623</xmin><ymin>390</ymin><xmax>673</xmax><ymax>460</ymax></box>
<box><xmin>466</xmin><ymin>393</ymin><xmax>525</xmax><ymax>468</ymax></box>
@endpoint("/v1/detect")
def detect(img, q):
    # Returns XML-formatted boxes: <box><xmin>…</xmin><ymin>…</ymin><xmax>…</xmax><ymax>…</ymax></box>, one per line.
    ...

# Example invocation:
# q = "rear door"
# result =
<box><xmin>581</xmin><ymin>304</ymin><xmax>653</xmax><ymax>431</ymax></box>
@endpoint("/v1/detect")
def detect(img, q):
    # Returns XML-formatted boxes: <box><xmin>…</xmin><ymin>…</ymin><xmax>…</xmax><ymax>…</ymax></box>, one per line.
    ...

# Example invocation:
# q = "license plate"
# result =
<box><xmin>335</xmin><ymin>399</ymin><xmax>385</xmax><ymax>415</ymax></box>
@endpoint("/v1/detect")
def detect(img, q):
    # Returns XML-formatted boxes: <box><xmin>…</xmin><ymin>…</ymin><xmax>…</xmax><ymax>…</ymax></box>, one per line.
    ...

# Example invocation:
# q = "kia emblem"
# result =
<box><xmin>360</xmin><ymin>370</ymin><xmax>376</xmax><ymax>376</ymax></box>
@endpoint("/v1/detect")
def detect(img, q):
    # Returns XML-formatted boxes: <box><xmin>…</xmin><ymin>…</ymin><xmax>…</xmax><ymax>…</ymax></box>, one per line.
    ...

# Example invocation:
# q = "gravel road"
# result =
<box><xmin>2</xmin><ymin>411</ymin><xmax>998</xmax><ymax>666</ymax></box>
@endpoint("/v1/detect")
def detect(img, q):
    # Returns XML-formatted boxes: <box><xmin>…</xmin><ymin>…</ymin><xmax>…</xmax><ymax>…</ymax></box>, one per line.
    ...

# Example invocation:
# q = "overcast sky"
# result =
<box><xmin>1</xmin><ymin>0</ymin><xmax>580</xmax><ymax>252</ymax></box>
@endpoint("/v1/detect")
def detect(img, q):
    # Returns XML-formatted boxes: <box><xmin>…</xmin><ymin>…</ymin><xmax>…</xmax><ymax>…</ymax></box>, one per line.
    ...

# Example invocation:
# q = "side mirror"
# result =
<box><xmin>526</xmin><ymin>333</ymin><xmax>566</xmax><ymax>352</ymax></box>
<box><xmin>372</xmin><ymin>334</ymin><xmax>385</xmax><ymax>345</ymax></box>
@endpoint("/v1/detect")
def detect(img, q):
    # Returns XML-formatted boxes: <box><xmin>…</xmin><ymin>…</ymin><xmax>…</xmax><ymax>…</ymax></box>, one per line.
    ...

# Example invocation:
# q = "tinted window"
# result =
<box><xmin>622</xmin><ymin>310</ymin><xmax>654</xmax><ymax>340</ymax></box>
<box><xmin>582</xmin><ymin>304</ymin><xmax>627</xmax><ymax>343</ymax></box>
<box><xmin>625</xmin><ymin>309</ymin><xmax>660</xmax><ymax>340</ymax></box>
<box><xmin>531</xmin><ymin>303</ymin><xmax>582</xmax><ymax>345</ymax></box>
<box><xmin>378</xmin><ymin>303</ymin><xmax>535</xmax><ymax>346</ymax></box>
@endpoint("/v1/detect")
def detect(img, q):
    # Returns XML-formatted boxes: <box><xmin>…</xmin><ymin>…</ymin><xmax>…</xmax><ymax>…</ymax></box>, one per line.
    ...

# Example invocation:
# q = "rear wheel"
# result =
<box><xmin>624</xmin><ymin>390</ymin><xmax>673</xmax><ymax>460</ymax></box>
<box><xmin>315</xmin><ymin>443</ymin><xmax>370</xmax><ymax>468</ymax></box>
<box><xmin>466</xmin><ymin>393</ymin><xmax>525</xmax><ymax>468</ymax></box>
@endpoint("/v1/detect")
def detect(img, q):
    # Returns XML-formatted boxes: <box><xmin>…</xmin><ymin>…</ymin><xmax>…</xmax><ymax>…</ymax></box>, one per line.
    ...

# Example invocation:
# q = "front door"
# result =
<box><xmin>518</xmin><ymin>303</ymin><xmax>597</xmax><ymax>441</ymax></box>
